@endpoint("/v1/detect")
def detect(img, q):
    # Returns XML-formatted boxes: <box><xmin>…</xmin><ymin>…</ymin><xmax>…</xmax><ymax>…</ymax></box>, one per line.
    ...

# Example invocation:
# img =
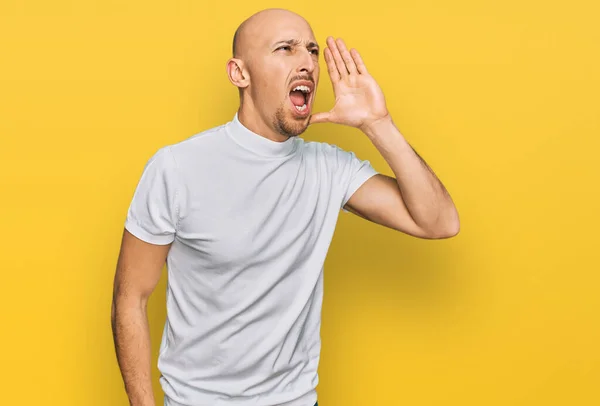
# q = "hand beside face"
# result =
<box><xmin>309</xmin><ymin>36</ymin><xmax>389</xmax><ymax>132</ymax></box>
<box><xmin>227</xmin><ymin>10</ymin><xmax>389</xmax><ymax>139</ymax></box>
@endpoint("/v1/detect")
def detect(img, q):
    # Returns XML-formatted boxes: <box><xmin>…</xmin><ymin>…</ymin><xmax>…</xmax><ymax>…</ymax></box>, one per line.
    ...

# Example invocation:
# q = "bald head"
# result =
<box><xmin>226</xmin><ymin>8</ymin><xmax>320</xmax><ymax>140</ymax></box>
<box><xmin>232</xmin><ymin>8</ymin><xmax>311</xmax><ymax>58</ymax></box>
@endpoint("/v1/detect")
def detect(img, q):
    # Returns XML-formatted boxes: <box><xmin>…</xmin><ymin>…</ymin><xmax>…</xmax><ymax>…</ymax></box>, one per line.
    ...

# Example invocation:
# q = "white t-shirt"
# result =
<box><xmin>124</xmin><ymin>113</ymin><xmax>378</xmax><ymax>406</ymax></box>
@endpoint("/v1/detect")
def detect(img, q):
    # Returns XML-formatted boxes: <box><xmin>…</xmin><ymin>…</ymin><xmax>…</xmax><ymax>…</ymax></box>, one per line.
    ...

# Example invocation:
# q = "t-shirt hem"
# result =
<box><xmin>164</xmin><ymin>387</ymin><xmax>317</xmax><ymax>406</ymax></box>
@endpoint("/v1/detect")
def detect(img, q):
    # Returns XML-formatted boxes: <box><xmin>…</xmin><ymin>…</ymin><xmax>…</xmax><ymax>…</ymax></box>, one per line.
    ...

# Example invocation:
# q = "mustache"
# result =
<box><xmin>289</xmin><ymin>75</ymin><xmax>315</xmax><ymax>86</ymax></box>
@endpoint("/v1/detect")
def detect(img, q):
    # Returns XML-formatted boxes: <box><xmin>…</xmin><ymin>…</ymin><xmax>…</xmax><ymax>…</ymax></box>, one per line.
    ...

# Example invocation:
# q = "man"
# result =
<box><xmin>111</xmin><ymin>8</ymin><xmax>459</xmax><ymax>406</ymax></box>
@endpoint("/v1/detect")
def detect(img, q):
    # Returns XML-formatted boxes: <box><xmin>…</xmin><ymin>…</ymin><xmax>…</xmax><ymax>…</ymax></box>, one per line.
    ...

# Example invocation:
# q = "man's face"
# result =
<box><xmin>245</xmin><ymin>17</ymin><xmax>320</xmax><ymax>137</ymax></box>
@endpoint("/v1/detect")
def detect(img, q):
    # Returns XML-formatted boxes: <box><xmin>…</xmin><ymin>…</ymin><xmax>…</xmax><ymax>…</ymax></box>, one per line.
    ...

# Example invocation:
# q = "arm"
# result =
<box><xmin>345</xmin><ymin>117</ymin><xmax>460</xmax><ymax>239</ymax></box>
<box><xmin>310</xmin><ymin>36</ymin><xmax>460</xmax><ymax>239</ymax></box>
<box><xmin>111</xmin><ymin>228</ymin><xmax>171</xmax><ymax>406</ymax></box>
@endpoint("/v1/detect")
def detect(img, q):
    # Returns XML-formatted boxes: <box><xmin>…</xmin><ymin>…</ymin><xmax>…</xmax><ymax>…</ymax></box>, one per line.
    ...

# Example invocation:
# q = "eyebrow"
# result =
<box><xmin>272</xmin><ymin>39</ymin><xmax>320</xmax><ymax>50</ymax></box>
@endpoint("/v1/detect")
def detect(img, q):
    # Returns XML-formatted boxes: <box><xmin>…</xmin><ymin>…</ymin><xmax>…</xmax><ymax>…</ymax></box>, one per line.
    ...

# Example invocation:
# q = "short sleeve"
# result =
<box><xmin>333</xmin><ymin>146</ymin><xmax>379</xmax><ymax>213</ymax></box>
<box><xmin>124</xmin><ymin>146</ymin><xmax>182</xmax><ymax>245</ymax></box>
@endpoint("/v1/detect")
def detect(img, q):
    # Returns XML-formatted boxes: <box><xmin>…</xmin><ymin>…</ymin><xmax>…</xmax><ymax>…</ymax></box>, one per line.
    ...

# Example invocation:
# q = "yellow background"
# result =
<box><xmin>1</xmin><ymin>0</ymin><xmax>599</xmax><ymax>405</ymax></box>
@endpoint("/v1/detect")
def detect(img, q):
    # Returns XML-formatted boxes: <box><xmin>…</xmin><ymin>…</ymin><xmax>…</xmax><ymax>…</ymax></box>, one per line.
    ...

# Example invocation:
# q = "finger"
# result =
<box><xmin>336</xmin><ymin>38</ymin><xmax>357</xmax><ymax>75</ymax></box>
<box><xmin>324</xmin><ymin>48</ymin><xmax>340</xmax><ymax>84</ymax></box>
<box><xmin>350</xmin><ymin>48</ymin><xmax>368</xmax><ymax>75</ymax></box>
<box><xmin>326</xmin><ymin>36</ymin><xmax>348</xmax><ymax>78</ymax></box>
<box><xmin>309</xmin><ymin>112</ymin><xmax>331</xmax><ymax>125</ymax></box>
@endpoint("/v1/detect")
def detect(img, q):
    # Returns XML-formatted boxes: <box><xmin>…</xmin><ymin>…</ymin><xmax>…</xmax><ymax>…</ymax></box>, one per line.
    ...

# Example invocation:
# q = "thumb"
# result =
<box><xmin>309</xmin><ymin>111</ymin><xmax>331</xmax><ymax>125</ymax></box>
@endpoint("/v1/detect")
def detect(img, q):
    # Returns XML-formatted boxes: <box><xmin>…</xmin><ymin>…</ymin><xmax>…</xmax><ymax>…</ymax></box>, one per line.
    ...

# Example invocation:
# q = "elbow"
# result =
<box><xmin>439</xmin><ymin>214</ymin><xmax>461</xmax><ymax>239</ymax></box>
<box><xmin>444</xmin><ymin>221</ymin><xmax>460</xmax><ymax>238</ymax></box>
<box><xmin>425</xmin><ymin>210</ymin><xmax>460</xmax><ymax>239</ymax></box>
<box><xmin>440</xmin><ymin>205</ymin><xmax>460</xmax><ymax>238</ymax></box>
<box><xmin>426</xmin><ymin>224</ymin><xmax>459</xmax><ymax>239</ymax></box>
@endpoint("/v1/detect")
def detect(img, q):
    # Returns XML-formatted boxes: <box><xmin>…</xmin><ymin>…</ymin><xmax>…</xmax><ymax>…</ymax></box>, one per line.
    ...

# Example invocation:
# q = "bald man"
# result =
<box><xmin>111</xmin><ymin>8</ymin><xmax>459</xmax><ymax>406</ymax></box>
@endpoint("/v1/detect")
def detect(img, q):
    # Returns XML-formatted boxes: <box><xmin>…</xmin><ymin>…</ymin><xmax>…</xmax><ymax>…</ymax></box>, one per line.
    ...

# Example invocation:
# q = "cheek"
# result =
<box><xmin>251</xmin><ymin>79</ymin><xmax>277</xmax><ymax>104</ymax></box>
<box><xmin>248</xmin><ymin>61</ymin><xmax>290</xmax><ymax>106</ymax></box>
<box><xmin>259</xmin><ymin>76</ymin><xmax>287</xmax><ymax>101</ymax></box>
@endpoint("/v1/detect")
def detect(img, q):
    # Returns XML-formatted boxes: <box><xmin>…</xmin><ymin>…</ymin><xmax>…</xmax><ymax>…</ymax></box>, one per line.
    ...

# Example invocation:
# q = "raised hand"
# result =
<box><xmin>310</xmin><ymin>36</ymin><xmax>390</xmax><ymax>132</ymax></box>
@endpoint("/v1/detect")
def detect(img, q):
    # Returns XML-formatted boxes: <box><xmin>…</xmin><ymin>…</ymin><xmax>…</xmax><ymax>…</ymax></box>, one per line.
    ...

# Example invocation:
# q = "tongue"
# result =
<box><xmin>289</xmin><ymin>90</ymin><xmax>306</xmax><ymax>107</ymax></box>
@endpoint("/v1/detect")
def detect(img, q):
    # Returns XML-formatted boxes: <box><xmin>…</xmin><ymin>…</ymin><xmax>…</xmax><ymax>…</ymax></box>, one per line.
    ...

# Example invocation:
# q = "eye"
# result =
<box><xmin>310</xmin><ymin>49</ymin><xmax>319</xmax><ymax>56</ymax></box>
<box><xmin>277</xmin><ymin>45</ymin><xmax>292</xmax><ymax>51</ymax></box>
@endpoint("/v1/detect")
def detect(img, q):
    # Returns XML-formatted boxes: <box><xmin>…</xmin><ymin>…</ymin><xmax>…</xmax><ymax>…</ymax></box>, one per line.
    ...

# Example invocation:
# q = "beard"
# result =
<box><xmin>272</xmin><ymin>103</ymin><xmax>309</xmax><ymax>138</ymax></box>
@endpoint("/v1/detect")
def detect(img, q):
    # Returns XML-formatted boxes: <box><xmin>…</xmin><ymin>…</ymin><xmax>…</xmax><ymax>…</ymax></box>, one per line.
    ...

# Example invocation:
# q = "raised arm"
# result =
<box><xmin>310</xmin><ymin>36</ymin><xmax>460</xmax><ymax>238</ymax></box>
<box><xmin>111</xmin><ymin>229</ymin><xmax>171</xmax><ymax>406</ymax></box>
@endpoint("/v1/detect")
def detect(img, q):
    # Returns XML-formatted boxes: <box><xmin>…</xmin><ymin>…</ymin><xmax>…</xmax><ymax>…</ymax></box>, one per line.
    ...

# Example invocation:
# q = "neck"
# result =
<box><xmin>237</xmin><ymin>102</ymin><xmax>289</xmax><ymax>143</ymax></box>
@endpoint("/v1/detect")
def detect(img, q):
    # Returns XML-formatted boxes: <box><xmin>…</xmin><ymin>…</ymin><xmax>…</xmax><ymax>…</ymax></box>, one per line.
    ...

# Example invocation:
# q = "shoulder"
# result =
<box><xmin>300</xmin><ymin>139</ymin><xmax>345</xmax><ymax>156</ymax></box>
<box><xmin>300</xmin><ymin>139</ymin><xmax>358</xmax><ymax>165</ymax></box>
<box><xmin>136</xmin><ymin>122</ymin><xmax>229</xmax><ymax>180</ymax></box>
<box><xmin>166</xmin><ymin>121</ymin><xmax>229</xmax><ymax>162</ymax></box>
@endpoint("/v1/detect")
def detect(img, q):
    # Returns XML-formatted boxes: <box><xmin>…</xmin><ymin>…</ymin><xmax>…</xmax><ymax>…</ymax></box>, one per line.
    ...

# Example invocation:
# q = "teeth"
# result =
<box><xmin>292</xmin><ymin>85</ymin><xmax>311</xmax><ymax>93</ymax></box>
<box><xmin>295</xmin><ymin>104</ymin><xmax>307</xmax><ymax>111</ymax></box>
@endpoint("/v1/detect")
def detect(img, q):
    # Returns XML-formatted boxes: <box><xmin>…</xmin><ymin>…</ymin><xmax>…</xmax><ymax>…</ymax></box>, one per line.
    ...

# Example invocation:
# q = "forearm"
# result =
<box><xmin>362</xmin><ymin>115</ymin><xmax>459</xmax><ymax>235</ymax></box>
<box><xmin>111</xmin><ymin>297</ymin><xmax>156</xmax><ymax>406</ymax></box>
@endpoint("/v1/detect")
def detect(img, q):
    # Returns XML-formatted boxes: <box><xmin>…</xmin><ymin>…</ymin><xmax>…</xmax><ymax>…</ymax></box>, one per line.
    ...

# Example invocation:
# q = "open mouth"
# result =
<box><xmin>288</xmin><ymin>81</ymin><xmax>313</xmax><ymax>116</ymax></box>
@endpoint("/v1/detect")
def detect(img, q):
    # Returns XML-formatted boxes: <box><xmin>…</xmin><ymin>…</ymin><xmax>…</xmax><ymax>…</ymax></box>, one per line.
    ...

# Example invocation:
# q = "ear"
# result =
<box><xmin>226</xmin><ymin>58</ymin><xmax>250</xmax><ymax>89</ymax></box>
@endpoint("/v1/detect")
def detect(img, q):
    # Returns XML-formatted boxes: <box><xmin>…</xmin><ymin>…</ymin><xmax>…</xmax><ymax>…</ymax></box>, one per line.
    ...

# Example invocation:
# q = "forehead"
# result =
<box><xmin>255</xmin><ymin>16</ymin><xmax>317</xmax><ymax>47</ymax></box>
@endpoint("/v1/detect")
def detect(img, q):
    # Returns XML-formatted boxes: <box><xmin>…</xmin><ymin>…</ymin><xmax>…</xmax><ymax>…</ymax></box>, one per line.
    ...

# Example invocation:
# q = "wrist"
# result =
<box><xmin>360</xmin><ymin>114</ymin><xmax>395</xmax><ymax>139</ymax></box>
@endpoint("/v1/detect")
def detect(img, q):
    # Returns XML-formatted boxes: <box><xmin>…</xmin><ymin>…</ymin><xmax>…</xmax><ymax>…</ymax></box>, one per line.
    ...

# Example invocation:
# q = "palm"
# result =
<box><xmin>329</xmin><ymin>74</ymin><xmax>387</xmax><ymax>128</ymax></box>
<box><xmin>311</xmin><ymin>37</ymin><xmax>389</xmax><ymax>131</ymax></box>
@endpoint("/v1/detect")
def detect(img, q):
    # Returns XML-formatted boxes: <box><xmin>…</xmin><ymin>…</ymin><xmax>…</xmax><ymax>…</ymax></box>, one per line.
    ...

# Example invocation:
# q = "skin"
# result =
<box><xmin>227</xmin><ymin>9</ymin><xmax>459</xmax><ymax>240</ymax></box>
<box><xmin>112</xmin><ymin>8</ymin><xmax>460</xmax><ymax>406</ymax></box>
<box><xmin>226</xmin><ymin>9</ymin><xmax>321</xmax><ymax>141</ymax></box>
<box><xmin>111</xmin><ymin>231</ymin><xmax>167</xmax><ymax>406</ymax></box>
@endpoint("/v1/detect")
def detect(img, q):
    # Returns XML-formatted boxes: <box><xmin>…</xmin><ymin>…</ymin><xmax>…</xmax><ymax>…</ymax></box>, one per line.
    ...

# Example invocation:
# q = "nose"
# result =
<box><xmin>297</xmin><ymin>49</ymin><xmax>316</xmax><ymax>74</ymax></box>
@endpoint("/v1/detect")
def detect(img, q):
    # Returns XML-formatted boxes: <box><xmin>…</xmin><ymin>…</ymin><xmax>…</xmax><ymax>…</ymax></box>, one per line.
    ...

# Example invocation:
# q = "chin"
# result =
<box><xmin>273</xmin><ymin>106</ymin><xmax>310</xmax><ymax>137</ymax></box>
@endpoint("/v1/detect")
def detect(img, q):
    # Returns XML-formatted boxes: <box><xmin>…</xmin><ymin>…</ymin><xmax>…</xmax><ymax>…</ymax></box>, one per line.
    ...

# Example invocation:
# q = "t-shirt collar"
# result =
<box><xmin>226</xmin><ymin>112</ymin><xmax>298</xmax><ymax>158</ymax></box>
